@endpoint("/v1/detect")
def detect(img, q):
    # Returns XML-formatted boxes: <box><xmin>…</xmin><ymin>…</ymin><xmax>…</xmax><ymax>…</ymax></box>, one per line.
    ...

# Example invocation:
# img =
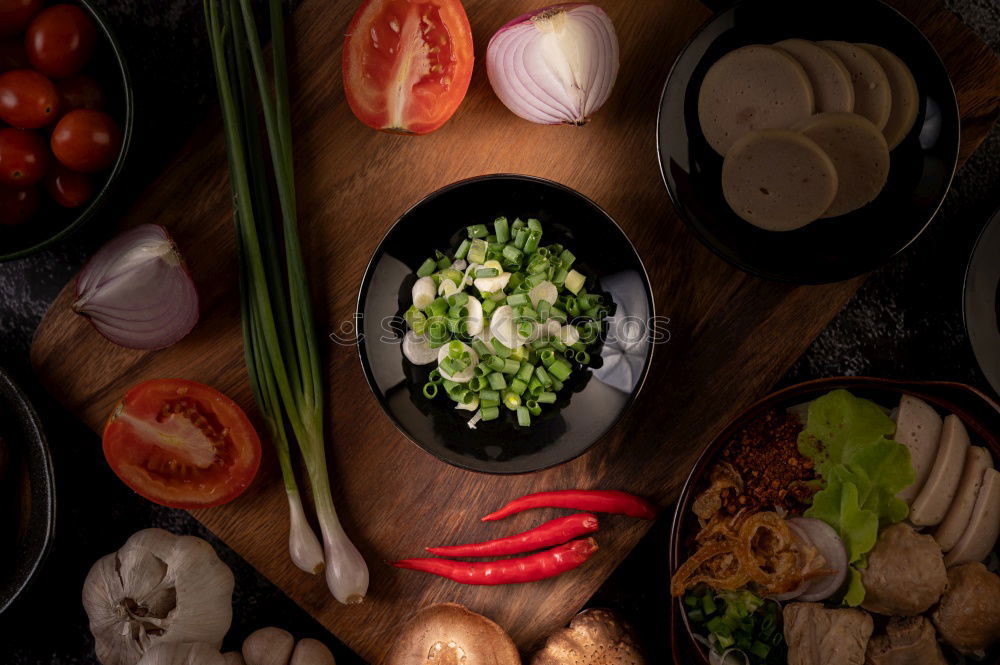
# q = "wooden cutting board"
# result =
<box><xmin>30</xmin><ymin>0</ymin><xmax>1000</xmax><ymax>662</ymax></box>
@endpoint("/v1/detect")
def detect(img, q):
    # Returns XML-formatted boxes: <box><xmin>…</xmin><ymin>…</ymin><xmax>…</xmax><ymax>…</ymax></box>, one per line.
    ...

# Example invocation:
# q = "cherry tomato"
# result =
<box><xmin>0</xmin><ymin>183</ymin><xmax>37</xmax><ymax>224</ymax></box>
<box><xmin>56</xmin><ymin>73</ymin><xmax>101</xmax><ymax>112</ymax></box>
<box><xmin>0</xmin><ymin>69</ymin><xmax>58</xmax><ymax>128</ymax></box>
<box><xmin>45</xmin><ymin>162</ymin><xmax>89</xmax><ymax>207</ymax></box>
<box><xmin>25</xmin><ymin>4</ymin><xmax>96</xmax><ymax>78</ymax></box>
<box><xmin>0</xmin><ymin>127</ymin><xmax>45</xmax><ymax>185</ymax></box>
<box><xmin>0</xmin><ymin>0</ymin><xmax>41</xmax><ymax>38</ymax></box>
<box><xmin>0</xmin><ymin>37</ymin><xmax>26</xmax><ymax>72</ymax></box>
<box><xmin>102</xmin><ymin>379</ymin><xmax>263</xmax><ymax>509</ymax></box>
<box><xmin>343</xmin><ymin>0</ymin><xmax>474</xmax><ymax>135</ymax></box>
<box><xmin>50</xmin><ymin>108</ymin><xmax>119</xmax><ymax>172</ymax></box>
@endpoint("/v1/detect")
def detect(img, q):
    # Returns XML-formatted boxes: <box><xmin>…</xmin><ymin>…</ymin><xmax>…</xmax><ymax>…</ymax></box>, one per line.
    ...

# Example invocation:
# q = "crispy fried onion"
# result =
<box><xmin>691</xmin><ymin>462</ymin><xmax>743</xmax><ymax>524</ymax></box>
<box><xmin>671</xmin><ymin>511</ymin><xmax>822</xmax><ymax>597</ymax></box>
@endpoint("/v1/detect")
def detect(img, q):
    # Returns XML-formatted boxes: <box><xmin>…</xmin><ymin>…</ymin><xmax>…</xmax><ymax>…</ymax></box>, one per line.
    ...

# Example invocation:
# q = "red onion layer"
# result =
<box><xmin>73</xmin><ymin>224</ymin><xmax>199</xmax><ymax>350</ymax></box>
<box><xmin>486</xmin><ymin>3</ymin><xmax>619</xmax><ymax>126</ymax></box>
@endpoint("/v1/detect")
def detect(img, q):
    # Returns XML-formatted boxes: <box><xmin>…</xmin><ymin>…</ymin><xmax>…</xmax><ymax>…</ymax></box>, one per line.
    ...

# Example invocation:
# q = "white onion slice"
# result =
<box><xmin>790</xmin><ymin>517</ymin><xmax>849</xmax><ymax>601</ymax></box>
<box><xmin>486</xmin><ymin>3</ymin><xmax>619</xmax><ymax>125</ymax></box>
<box><xmin>73</xmin><ymin>224</ymin><xmax>199</xmax><ymax>350</ymax></box>
<box><xmin>402</xmin><ymin>331</ymin><xmax>437</xmax><ymax>365</ymax></box>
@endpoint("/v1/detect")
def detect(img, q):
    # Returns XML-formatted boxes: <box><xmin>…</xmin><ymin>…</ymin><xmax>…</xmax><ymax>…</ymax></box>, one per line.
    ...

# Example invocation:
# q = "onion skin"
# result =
<box><xmin>487</xmin><ymin>3</ymin><xmax>619</xmax><ymax>125</ymax></box>
<box><xmin>73</xmin><ymin>224</ymin><xmax>199</xmax><ymax>350</ymax></box>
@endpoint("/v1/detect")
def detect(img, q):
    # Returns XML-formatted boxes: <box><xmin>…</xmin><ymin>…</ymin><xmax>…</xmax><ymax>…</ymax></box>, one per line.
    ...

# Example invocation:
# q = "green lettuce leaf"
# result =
<box><xmin>804</xmin><ymin>478</ymin><xmax>878</xmax><ymax>563</ymax></box>
<box><xmin>797</xmin><ymin>389</ymin><xmax>898</xmax><ymax>476</ymax></box>
<box><xmin>843</xmin><ymin>566</ymin><xmax>866</xmax><ymax>607</ymax></box>
<box><xmin>797</xmin><ymin>389</ymin><xmax>917</xmax><ymax>605</ymax></box>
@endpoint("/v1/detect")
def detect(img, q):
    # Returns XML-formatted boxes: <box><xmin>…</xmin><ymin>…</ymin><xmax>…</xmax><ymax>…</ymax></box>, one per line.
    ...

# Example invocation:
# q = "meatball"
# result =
<box><xmin>931</xmin><ymin>562</ymin><xmax>1000</xmax><ymax>653</ymax></box>
<box><xmin>861</xmin><ymin>523</ymin><xmax>947</xmax><ymax>616</ymax></box>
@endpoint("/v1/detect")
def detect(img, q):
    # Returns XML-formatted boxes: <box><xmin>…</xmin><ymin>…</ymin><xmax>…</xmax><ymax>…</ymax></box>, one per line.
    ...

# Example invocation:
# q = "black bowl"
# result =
<box><xmin>0</xmin><ymin>0</ymin><xmax>134</xmax><ymax>261</ymax></box>
<box><xmin>357</xmin><ymin>174</ymin><xmax>655</xmax><ymax>474</ymax></box>
<box><xmin>668</xmin><ymin>377</ymin><xmax>1000</xmax><ymax>664</ymax></box>
<box><xmin>964</xmin><ymin>207</ymin><xmax>1000</xmax><ymax>397</ymax></box>
<box><xmin>0</xmin><ymin>367</ymin><xmax>55</xmax><ymax>615</ymax></box>
<box><xmin>656</xmin><ymin>0</ymin><xmax>959</xmax><ymax>283</ymax></box>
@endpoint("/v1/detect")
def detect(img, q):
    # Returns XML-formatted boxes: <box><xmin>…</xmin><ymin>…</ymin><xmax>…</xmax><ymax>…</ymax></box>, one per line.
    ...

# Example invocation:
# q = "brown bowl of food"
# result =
<box><xmin>0</xmin><ymin>367</ymin><xmax>55</xmax><ymax>615</ymax></box>
<box><xmin>669</xmin><ymin>377</ymin><xmax>1000</xmax><ymax>665</ymax></box>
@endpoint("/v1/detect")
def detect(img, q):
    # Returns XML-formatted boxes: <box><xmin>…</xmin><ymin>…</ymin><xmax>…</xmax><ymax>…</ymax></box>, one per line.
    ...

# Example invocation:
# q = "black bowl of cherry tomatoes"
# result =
<box><xmin>0</xmin><ymin>0</ymin><xmax>131</xmax><ymax>261</ymax></box>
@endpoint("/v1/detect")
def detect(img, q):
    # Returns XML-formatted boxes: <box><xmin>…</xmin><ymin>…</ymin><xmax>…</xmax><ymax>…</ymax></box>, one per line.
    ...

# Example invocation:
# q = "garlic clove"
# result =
<box><xmin>83</xmin><ymin>529</ymin><xmax>234</xmax><ymax>665</ymax></box>
<box><xmin>290</xmin><ymin>639</ymin><xmax>336</xmax><ymax>665</ymax></box>
<box><xmin>243</xmin><ymin>627</ymin><xmax>295</xmax><ymax>665</ymax></box>
<box><xmin>223</xmin><ymin>653</ymin><xmax>247</xmax><ymax>665</ymax></box>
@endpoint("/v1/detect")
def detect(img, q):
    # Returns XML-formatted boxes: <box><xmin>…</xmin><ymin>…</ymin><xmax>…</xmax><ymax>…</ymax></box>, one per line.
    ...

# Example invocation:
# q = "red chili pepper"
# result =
<box><xmin>426</xmin><ymin>513</ymin><xmax>599</xmax><ymax>557</ymax></box>
<box><xmin>480</xmin><ymin>489</ymin><xmax>657</xmax><ymax>522</ymax></box>
<box><xmin>391</xmin><ymin>537</ymin><xmax>599</xmax><ymax>585</ymax></box>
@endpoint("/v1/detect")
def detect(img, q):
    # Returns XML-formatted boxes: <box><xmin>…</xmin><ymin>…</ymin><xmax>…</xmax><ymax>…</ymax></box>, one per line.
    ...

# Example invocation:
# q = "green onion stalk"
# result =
<box><xmin>205</xmin><ymin>0</ymin><xmax>368</xmax><ymax>603</ymax></box>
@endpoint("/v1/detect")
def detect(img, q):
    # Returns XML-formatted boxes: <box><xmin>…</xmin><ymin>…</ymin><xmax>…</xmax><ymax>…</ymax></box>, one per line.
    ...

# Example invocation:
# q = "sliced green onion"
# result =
<box><xmin>454</xmin><ymin>238</ymin><xmax>471</xmax><ymax>260</ymax></box>
<box><xmin>494</xmin><ymin>216</ymin><xmax>510</xmax><ymax>243</ymax></box>
<box><xmin>540</xmin><ymin>348</ymin><xmax>556</xmax><ymax>367</ymax></box>
<box><xmin>575</xmin><ymin>350</ymin><xmax>590</xmax><ymax>364</ymax></box>
<box><xmin>475</xmin><ymin>267</ymin><xmax>499</xmax><ymax>278</ymax></box>
<box><xmin>516</xmin><ymin>406</ymin><xmax>531</xmax><ymax>427</ymax></box>
<box><xmin>524</xmin><ymin>230</ymin><xmax>541</xmax><ymax>254</ymax></box>
<box><xmin>513</xmin><ymin>228</ymin><xmax>528</xmax><ymax>249</ymax></box>
<box><xmin>502</xmin><ymin>244</ymin><xmax>522</xmax><ymax>264</ymax></box>
<box><xmin>537</xmin><ymin>391</ymin><xmax>557</xmax><ymax>404</ymax></box>
<box><xmin>507</xmin><ymin>292</ymin><xmax>528</xmax><ymax>306</ymax></box>
<box><xmin>416</xmin><ymin>258</ymin><xmax>436</xmax><ymax>277</ymax></box>
<box><xmin>515</xmin><ymin>362</ymin><xmax>534</xmax><ymax>383</ymax></box>
<box><xmin>467</xmin><ymin>223</ymin><xmax>488</xmax><ymax>238</ymax></box>
<box><xmin>480</xmin><ymin>397</ymin><xmax>499</xmax><ymax>409</ymax></box>
<box><xmin>422</xmin><ymin>383</ymin><xmax>438</xmax><ymax>399</ymax></box>
<box><xmin>468</xmin><ymin>238</ymin><xmax>488</xmax><ymax>264</ymax></box>
<box><xmin>487</xmin><ymin>372</ymin><xmax>507</xmax><ymax>390</ymax></box>
<box><xmin>509</xmin><ymin>377</ymin><xmax>528</xmax><ymax>395</ymax></box>
<box><xmin>491</xmin><ymin>338</ymin><xmax>512</xmax><ymax>358</ymax></box>
<box><xmin>480</xmin><ymin>406</ymin><xmax>500</xmax><ymax>421</ymax></box>
<box><xmin>487</xmin><ymin>356</ymin><xmax>506</xmax><ymax>372</ymax></box>
<box><xmin>526</xmin><ymin>400</ymin><xmax>541</xmax><ymax>416</ymax></box>
<box><xmin>502</xmin><ymin>391</ymin><xmax>521</xmax><ymax>410</ymax></box>
<box><xmin>564</xmin><ymin>268</ymin><xmax>585</xmax><ymax>294</ymax></box>
<box><xmin>550</xmin><ymin>377</ymin><xmax>564</xmax><ymax>392</ymax></box>
<box><xmin>527</xmin><ymin>376</ymin><xmax>543</xmax><ymax>396</ymax></box>
<box><xmin>480</xmin><ymin>389</ymin><xmax>499</xmax><ymax>403</ymax></box>
<box><xmin>549</xmin><ymin>358</ymin><xmax>572</xmax><ymax>381</ymax></box>
<box><xmin>501</xmin><ymin>358</ymin><xmax>520</xmax><ymax>374</ymax></box>
<box><xmin>535</xmin><ymin>365</ymin><xmax>552</xmax><ymax>386</ymax></box>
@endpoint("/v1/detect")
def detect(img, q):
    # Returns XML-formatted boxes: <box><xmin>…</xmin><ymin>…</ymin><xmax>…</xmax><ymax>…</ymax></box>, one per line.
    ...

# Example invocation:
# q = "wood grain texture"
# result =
<box><xmin>29</xmin><ymin>0</ymin><xmax>1000</xmax><ymax>662</ymax></box>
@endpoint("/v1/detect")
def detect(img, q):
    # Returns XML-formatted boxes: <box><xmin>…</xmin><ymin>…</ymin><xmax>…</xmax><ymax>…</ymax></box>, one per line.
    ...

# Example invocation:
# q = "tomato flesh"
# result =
<box><xmin>102</xmin><ymin>379</ymin><xmax>262</xmax><ymax>509</ymax></box>
<box><xmin>343</xmin><ymin>0</ymin><xmax>473</xmax><ymax>135</ymax></box>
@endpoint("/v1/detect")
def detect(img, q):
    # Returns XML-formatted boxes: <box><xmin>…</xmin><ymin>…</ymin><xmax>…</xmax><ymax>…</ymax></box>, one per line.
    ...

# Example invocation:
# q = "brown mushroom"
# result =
<box><xmin>532</xmin><ymin>609</ymin><xmax>644</xmax><ymax>665</ymax></box>
<box><xmin>382</xmin><ymin>603</ymin><xmax>520</xmax><ymax>665</ymax></box>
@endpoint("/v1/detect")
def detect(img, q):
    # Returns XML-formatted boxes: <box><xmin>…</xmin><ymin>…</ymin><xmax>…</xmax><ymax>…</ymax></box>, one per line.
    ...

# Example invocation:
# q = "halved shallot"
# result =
<box><xmin>73</xmin><ymin>224</ymin><xmax>199</xmax><ymax>350</ymax></box>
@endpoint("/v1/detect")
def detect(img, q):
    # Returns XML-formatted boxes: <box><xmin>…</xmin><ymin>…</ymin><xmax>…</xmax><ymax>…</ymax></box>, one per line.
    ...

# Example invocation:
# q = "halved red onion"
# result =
<box><xmin>486</xmin><ymin>3</ymin><xmax>619</xmax><ymax>125</ymax></box>
<box><xmin>73</xmin><ymin>224</ymin><xmax>199</xmax><ymax>350</ymax></box>
<box><xmin>789</xmin><ymin>517</ymin><xmax>849</xmax><ymax>602</ymax></box>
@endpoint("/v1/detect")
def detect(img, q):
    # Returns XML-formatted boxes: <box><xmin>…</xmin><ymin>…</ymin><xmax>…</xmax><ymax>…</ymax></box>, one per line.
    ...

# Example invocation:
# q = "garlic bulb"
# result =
<box><xmin>136</xmin><ymin>643</ymin><xmax>227</xmax><ymax>665</ymax></box>
<box><xmin>83</xmin><ymin>529</ymin><xmax>235</xmax><ymax>665</ymax></box>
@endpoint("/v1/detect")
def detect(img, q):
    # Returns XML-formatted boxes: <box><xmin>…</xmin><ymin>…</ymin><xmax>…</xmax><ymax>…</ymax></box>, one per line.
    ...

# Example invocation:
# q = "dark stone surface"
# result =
<box><xmin>0</xmin><ymin>0</ymin><xmax>998</xmax><ymax>663</ymax></box>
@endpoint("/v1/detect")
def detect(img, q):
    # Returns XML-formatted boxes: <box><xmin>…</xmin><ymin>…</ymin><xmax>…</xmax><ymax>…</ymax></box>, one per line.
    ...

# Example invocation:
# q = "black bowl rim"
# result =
<box><xmin>962</xmin><ymin>205</ymin><xmax>1000</xmax><ymax>398</ymax></box>
<box><xmin>654</xmin><ymin>0</ymin><xmax>961</xmax><ymax>285</ymax></box>
<box><xmin>355</xmin><ymin>173</ymin><xmax>656</xmax><ymax>475</ymax></box>
<box><xmin>0</xmin><ymin>366</ymin><xmax>56</xmax><ymax>616</ymax></box>
<box><xmin>667</xmin><ymin>376</ymin><xmax>1000</xmax><ymax>664</ymax></box>
<box><xmin>0</xmin><ymin>0</ymin><xmax>136</xmax><ymax>262</ymax></box>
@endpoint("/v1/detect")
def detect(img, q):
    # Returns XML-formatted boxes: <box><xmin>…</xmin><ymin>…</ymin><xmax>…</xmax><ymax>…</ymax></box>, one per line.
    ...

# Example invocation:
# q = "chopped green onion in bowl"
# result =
<box><xmin>399</xmin><ymin>216</ymin><xmax>612</xmax><ymax>429</ymax></box>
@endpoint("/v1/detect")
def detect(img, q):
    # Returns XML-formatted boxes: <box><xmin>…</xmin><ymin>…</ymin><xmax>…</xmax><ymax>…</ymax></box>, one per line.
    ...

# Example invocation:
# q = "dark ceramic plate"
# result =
<box><xmin>0</xmin><ymin>0</ymin><xmax>134</xmax><ymax>262</ymax></box>
<box><xmin>0</xmin><ymin>367</ymin><xmax>55</xmax><ymax>615</ymax></box>
<box><xmin>357</xmin><ymin>175</ymin><xmax>655</xmax><ymax>474</ymax></box>
<box><xmin>668</xmin><ymin>376</ymin><xmax>1000</xmax><ymax>664</ymax></box>
<box><xmin>964</xmin><ymin>207</ymin><xmax>1000</xmax><ymax>397</ymax></box>
<box><xmin>656</xmin><ymin>0</ymin><xmax>960</xmax><ymax>283</ymax></box>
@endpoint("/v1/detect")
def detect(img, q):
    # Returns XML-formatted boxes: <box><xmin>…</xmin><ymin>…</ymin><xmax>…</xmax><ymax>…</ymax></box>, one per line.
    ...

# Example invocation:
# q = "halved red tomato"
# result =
<box><xmin>102</xmin><ymin>379</ymin><xmax>262</xmax><ymax>509</ymax></box>
<box><xmin>343</xmin><ymin>0</ymin><xmax>474</xmax><ymax>135</ymax></box>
